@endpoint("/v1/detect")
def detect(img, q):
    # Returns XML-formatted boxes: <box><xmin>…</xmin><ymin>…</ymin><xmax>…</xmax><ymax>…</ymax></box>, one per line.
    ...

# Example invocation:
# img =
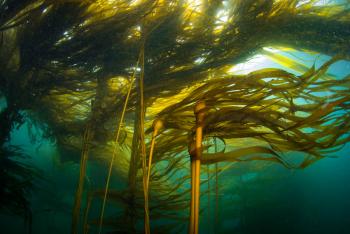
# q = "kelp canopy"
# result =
<box><xmin>0</xmin><ymin>0</ymin><xmax>350</xmax><ymax>233</ymax></box>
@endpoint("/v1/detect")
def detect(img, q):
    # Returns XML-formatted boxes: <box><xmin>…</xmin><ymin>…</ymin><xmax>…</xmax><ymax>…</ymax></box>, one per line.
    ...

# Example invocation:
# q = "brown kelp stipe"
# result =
<box><xmin>138</xmin><ymin>42</ymin><xmax>150</xmax><ymax>234</ymax></box>
<box><xmin>214</xmin><ymin>138</ymin><xmax>219</xmax><ymax>229</ymax></box>
<box><xmin>97</xmin><ymin>49</ymin><xmax>143</xmax><ymax>234</ymax></box>
<box><xmin>144</xmin><ymin>119</ymin><xmax>163</xmax><ymax>234</ymax></box>
<box><xmin>71</xmin><ymin>124</ymin><xmax>93</xmax><ymax>234</ymax></box>
<box><xmin>207</xmin><ymin>148</ymin><xmax>210</xmax><ymax>232</ymax></box>
<box><xmin>189</xmin><ymin>101</ymin><xmax>207</xmax><ymax>234</ymax></box>
<box><xmin>146</xmin><ymin>119</ymin><xmax>163</xmax><ymax>189</ymax></box>
<box><xmin>83</xmin><ymin>192</ymin><xmax>93</xmax><ymax>234</ymax></box>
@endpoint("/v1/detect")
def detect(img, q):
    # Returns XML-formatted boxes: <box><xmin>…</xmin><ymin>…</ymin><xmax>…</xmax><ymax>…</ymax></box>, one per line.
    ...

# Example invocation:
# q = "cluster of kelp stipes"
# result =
<box><xmin>145</xmin><ymin>57</ymin><xmax>350</xmax><ymax>233</ymax></box>
<box><xmin>83</xmin><ymin>60</ymin><xmax>350</xmax><ymax>233</ymax></box>
<box><xmin>0</xmin><ymin>0</ymin><xmax>350</xmax><ymax>233</ymax></box>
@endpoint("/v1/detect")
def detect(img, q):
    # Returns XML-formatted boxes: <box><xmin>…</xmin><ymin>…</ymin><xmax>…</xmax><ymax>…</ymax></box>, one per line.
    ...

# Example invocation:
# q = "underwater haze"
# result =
<box><xmin>1</xmin><ymin>0</ymin><xmax>350</xmax><ymax>234</ymax></box>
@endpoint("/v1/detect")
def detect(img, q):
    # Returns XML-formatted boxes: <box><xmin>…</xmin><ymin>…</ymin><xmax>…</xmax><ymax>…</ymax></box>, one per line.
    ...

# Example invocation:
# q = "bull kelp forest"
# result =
<box><xmin>1</xmin><ymin>0</ymin><xmax>350</xmax><ymax>233</ymax></box>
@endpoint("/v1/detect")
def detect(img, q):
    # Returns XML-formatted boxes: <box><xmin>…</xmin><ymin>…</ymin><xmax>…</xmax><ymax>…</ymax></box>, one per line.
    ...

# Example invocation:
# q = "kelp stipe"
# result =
<box><xmin>71</xmin><ymin>123</ymin><xmax>93</xmax><ymax>234</ymax></box>
<box><xmin>188</xmin><ymin>101</ymin><xmax>207</xmax><ymax>234</ymax></box>
<box><xmin>82</xmin><ymin>191</ymin><xmax>93</xmax><ymax>234</ymax></box>
<box><xmin>144</xmin><ymin>118</ymin><xmax>163</xmax><ymax>233</ymax></box>
<box><xmin>97</xmin><ymin>48</ymin><xmax>142</xmax><ymax>234</ymax></box>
